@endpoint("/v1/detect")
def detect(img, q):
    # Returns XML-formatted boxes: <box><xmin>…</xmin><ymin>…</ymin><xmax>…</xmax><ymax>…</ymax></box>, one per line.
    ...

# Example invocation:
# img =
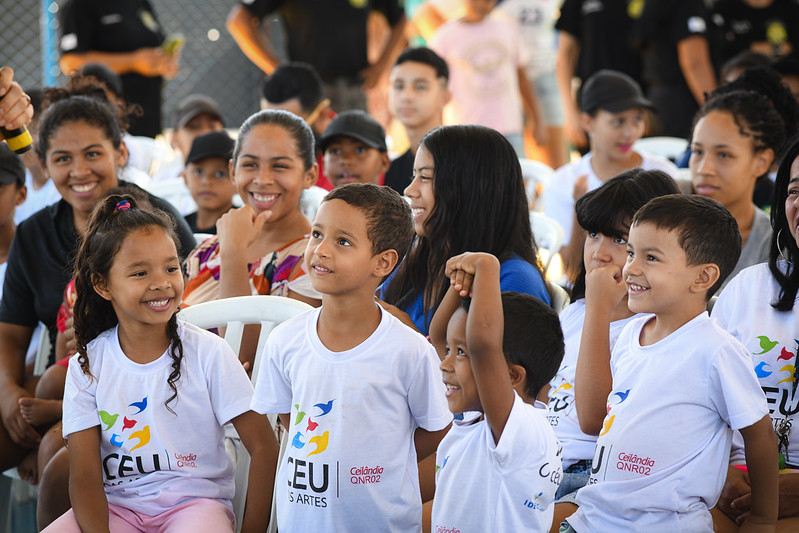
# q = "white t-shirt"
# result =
<box><xmin>497</xmin><ymin>0</ymin><xmax>559</xmax><ymax>78</ymax></box>
<box><xmin>542</xmin><ymin>152</ymin><xmax>678</xmax><ymax>246</ymax></box>
<box><xmin>62</xmin><ymin>322</ymin><xmax>253</xmax><ymax>515</ymax></box>
<box><xmin>548</xmin><ymin>300</ymin><xmax>641</xmax><ymax>469</ymax></box>
<box><xmin>252</xmin><ymin>305</ymin><xmax>452</xmax><ymax>532</ymax></box>
<box><xmin>432</xmin><ymin>392</ymin><xmax>562</xmax><ymax>532</ymax></box>
<box><xmin>14</xmin><ymin>170</ymin><xmax>61</xmax><ymax>225</ymax></box>
<box><xmin>569</xmin><ymin>313</ymin><xmax>768</xmax><ymax>532</ymax></box>
<box><xmin>713</xmin><ymin>262</ymin><xmax>799</xmax><ymax>465</ymax></box>
<box><xmin>430</xmin><ymin>13</ymin><xmax>529</xmax><ymax>135</ymax></box>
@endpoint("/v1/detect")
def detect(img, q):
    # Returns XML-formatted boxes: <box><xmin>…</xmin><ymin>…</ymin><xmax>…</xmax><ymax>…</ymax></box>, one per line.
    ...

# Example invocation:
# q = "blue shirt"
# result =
<box><xmin>380</xmin><ymin>256</ymin><xmax>550</xmax><ymax>335</ymax></box>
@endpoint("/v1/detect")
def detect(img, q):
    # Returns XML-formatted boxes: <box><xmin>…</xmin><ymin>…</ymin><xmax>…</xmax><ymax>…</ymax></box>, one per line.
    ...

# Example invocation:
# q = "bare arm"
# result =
<box><xmin>68</xmin><ymin>427</ymin><xmax>111</xmax><ymax>533</ymax></box>
<box><xmin>574</xmin><ymin>264</ymin><xmax>626</xmax><ymax>435</ymax></box>
<box><xmin>738</xmin><ymin>415</ymin><xmax>778</xmax><ymax>531</ymax></box>
<box><xmin>60</xmin><ymin>49</ymin><xmax>178</xmax><ymax>79</ymax></box>
<box><xmin>411</xmin><ymin>2</ymin><xmax>447</xmax><ymax>42</ymax></box>
<box><xmin>232</xmin><ymin>410</ymin><xmax>279</xmax><ymax>533</ymax></box>
<box><xmin>448</xmin><ymin>252</ymin><xmax>514</xmax><ymax>443</ymax></box>
<box><xmin>414</xmin><ymin>425</ymin><xmax>450</xmax><ymax>461</ymax></box>
<box><xmin>0</xmin><ymin>322</ymin><xmax>39</xmax><ymax>447</ymax></box>
<box><xmin>361</xmin><ymin>15</ymin><xmax>408</xmax><ymax>90</ymax></box>
<box><xmin>677</xmin><ymin>35</ymin><xmax>717</xmax><ymax>106</ymax></box>
<box><xmin>429</xmin><ymin>282</ymin><xmax>463</xmax><ymax>356</ymax></box>
<box><xmin>226</xmin><ymin>4</ymin><xmax>281</xmax><ymax>75</ymax></box>
<box><xmin>518</xmin><ymin>67</ymin><xmax>547</xmax><ymax>146</ymax></box>
<box><xmin>555</xmin><ymin>31</ymin><xmax>586</xmax><ymax>147</ymax></box>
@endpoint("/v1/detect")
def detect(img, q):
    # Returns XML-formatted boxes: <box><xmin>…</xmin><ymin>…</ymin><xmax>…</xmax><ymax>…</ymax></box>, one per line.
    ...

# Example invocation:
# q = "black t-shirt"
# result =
<box><xmin>184</xmin><ymin>212</ymin><xmax>217</xmax><ymax>235</ymax></box>
<box><xmin>712</xmin><ymin>0</ymin><xmax>799</xmax><ymax>63</ymax></box>
<box><xmin>241</xmin><ymin>0</ymin><xmax>404</xmax><ymax>81</ymax></box>
<box><xmin>384</xmin><ymin>149</ymin><xmax>414</xmax><ymax>195</ymax></box>
<box><xmin>555</xmin><ymin>0</ymin><xmax>644</xmax><ymax>85</ymax></box>
<box><xmin>59</xmin><ymin>0</ymin><xmax>166</xmax><ymax>137</ymax></box>
<box><xmin>635</xmin><ymin>0</ymin><xmax>710</xmax><ymax>86</ymax></box>
<box><xmin>0</xmin><ymin>182</ymin><xmax>195</xmax><ymax>339</ymax></box>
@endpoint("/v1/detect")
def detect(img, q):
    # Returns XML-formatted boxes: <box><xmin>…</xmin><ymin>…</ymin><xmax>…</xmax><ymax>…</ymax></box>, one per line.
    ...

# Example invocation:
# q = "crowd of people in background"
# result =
<box><xmin>2</xmin><ymin>0</ymin><xmax>799</xmax><ymax>531</ymax></box>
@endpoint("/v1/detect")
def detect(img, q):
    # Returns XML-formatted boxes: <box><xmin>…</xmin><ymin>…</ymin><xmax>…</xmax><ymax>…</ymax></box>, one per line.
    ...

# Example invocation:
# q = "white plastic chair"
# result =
<box><xmin>530</xmin><ymin>211</ymin><xmax>565</xmax><ymax>275</ymax></box>
<box><xmin>300</xmin><ymin>185</ymin><xmax>329</xmax><ymax>222</ymax></box>
<box><xmin>519</xmin><ymin>158</ymin><xmax>555</xmax><ymax>211</ymax></box>
<box><xmin>546</xmin><ymin>281</ymin><xmax>571</xmax><ymax>314</ymax></box>
<box><xmin>633</xmin><ymin>136</ymin><xmax>688</xmax><ymax>162</ymax></box>
<box><xmin>177</xmin><ymin>295</ymin><xmax>313</xmax><ymax>532</ymax></box>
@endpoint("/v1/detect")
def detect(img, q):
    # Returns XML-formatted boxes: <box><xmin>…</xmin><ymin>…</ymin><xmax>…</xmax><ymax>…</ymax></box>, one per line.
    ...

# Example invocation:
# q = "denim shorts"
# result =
<box><xmin>555</xmin><ymin>459</ymin><xmax>592</xmax><ymax>501</ymax></box>
<box><xmin>531</xmin><ymin>70</ymin><xmax>565</xmax><ymax>127</ymax></box>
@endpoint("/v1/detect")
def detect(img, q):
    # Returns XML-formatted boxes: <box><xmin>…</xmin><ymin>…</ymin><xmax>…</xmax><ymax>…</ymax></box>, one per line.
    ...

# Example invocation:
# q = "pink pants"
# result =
<box><xmin>42</xmin><ymin>498</ymin><xmax>235</xmax><ymax>532</ymax></box>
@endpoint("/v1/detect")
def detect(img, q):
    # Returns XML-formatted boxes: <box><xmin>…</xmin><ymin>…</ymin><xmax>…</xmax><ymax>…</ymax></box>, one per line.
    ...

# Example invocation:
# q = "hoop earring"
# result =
<box><xmin>777</xmin><ymin>229</ymin><xmax>793</xmax><ymax>265</ymax></box>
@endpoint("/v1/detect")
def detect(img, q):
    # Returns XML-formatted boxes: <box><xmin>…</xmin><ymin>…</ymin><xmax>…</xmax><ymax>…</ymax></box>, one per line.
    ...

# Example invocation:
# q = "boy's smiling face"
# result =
<box><xmin>323</xmin><ymin>136</ymin><xmax>390</xmax><ymax>188</ymax></box>
<box><xmin>623</xmin><ymin>222</ymin><xmax>706</xmax><ymax>318</ymax></box>
<box><xmin>305</xmin><ymin>198</ymin><xmax>386</xmax><ymax>297</ymax></box>
<box><xmin>440</xmin><ymin>308</ymin><xmax>482</xmax><ymax>415</ymax></box>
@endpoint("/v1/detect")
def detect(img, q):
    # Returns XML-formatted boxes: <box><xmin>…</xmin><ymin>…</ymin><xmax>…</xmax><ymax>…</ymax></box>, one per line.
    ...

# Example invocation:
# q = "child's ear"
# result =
<box><xmin>378</xmin><ymin>152</ymin><xmax>391</xmax><ymax>174</ymax></box>
<box><xmin>14</xmin><ymin>185</ymin><xmax>26</xmax><ymax>207</ymax></box>
<box><xmin>373</xmin><ymin>248</ymin><xmax>399</xmax><ymax>278</ymax></box>
<box><xmin>92</xmin><ymin>274</ymin><xmax>112</xmax><ymax>301</ymax></box>
<box><xmin>304</xmin><ymin>162</ymin><xmax>319</xmax><ymax>189</ymax></box>
<box><xmin>691</xmin><ymin>263</ymin><xmax>720</xmax><ymax>295</ymax></box>
<box><xmin>508</xmin><ymin>363</ymin><xmax>527</xmax><ymax>392</ymax></box>
<box><xmin>117</xmin><ymin>139</ymin><xmax>129</xmax><ymax>168</ymax></box>
<box><xmin>752</xmin><ymin>147</ymin><xmax>774</xmax><ymax>180</ymax></box>
<box><xmin>580</xmin><ymin>113</ymin><xmax>593</xmax><ymax>135</ymax></box>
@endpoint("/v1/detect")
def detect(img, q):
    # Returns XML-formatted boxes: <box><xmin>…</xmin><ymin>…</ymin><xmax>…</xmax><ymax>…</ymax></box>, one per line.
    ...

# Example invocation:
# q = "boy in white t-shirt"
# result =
<box><xmin>564</xmin><ymin>195</ymin><xmax>777</xmax><ymax>532</ymax></box>
<box><xmin>429</xmin><ymin>251</ymin><xmax>564</xmax><ymax>532</ymax></box>
<box><xmin>252</xmin><ymin>183</ymin><xmax>452</xmax><ymax>532</ymax></box>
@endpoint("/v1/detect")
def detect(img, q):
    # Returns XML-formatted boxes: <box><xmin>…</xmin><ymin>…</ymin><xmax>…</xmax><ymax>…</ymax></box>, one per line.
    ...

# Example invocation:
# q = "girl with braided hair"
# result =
<box><xmin>689</xmin><ymin>87</ymin><xmax>789</xmax><ymax>293</ymax></box>
<box><xmin>43</xmin><ymin>193</ymin><xmax>277</xmax><ymax>533</ymax></box>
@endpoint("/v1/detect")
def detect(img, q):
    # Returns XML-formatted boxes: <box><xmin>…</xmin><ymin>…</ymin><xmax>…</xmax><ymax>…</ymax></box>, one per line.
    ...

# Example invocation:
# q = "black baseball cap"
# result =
<box><xmin>0</xmin><ymin>143</ymin><xmax>25</xmax><ymax>186</ymax></box>
<box><xmin>579</xmin><ymin>70</ymin><xmax>654</xmax><ymax>114</ymax></box>
<box><xmin>319</xmin><ymin>110</ymin><xmax>387</xmax><ymax>153</ymax></box>
<box><xmin>172</xmin><ymin>94</ymin><xmax>224</xmax><ymax>129</ymax></box>
<box><xmin>185</xmin><ymin>130</ymin><xmax>235</xmax><ymax>165</ymax></box>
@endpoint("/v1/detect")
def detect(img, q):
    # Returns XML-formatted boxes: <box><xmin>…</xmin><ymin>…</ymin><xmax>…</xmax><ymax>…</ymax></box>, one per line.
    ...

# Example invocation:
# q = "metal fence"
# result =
<box><xmin>1</xmin><ymin>0</ymin><xmax>275</xmax><ymax>130</ymax></box>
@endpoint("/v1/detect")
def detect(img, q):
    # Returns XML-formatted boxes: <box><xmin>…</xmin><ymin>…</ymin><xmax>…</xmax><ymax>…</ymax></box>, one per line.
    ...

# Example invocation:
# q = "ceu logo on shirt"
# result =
<box><xmin>99</xmin><ymin>395</ymin><xmax>171</xmax><ymax>485</ymax></box>
<box><xmin>750</xmin><ymin>335</ymin><xmax>799</xmax><ymax>424</ymax></box>
<box><xmin>287</xmin><ymin>399</ymin><xmax>335</xmax><ymax>508</ymax></box>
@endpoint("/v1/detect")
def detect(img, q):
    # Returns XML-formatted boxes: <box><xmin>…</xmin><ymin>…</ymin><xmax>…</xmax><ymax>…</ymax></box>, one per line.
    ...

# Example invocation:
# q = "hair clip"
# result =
<box><xmin>115</xmin><ymin>200</ymin><xmax>131</xmax><ymax>212</ymax></box>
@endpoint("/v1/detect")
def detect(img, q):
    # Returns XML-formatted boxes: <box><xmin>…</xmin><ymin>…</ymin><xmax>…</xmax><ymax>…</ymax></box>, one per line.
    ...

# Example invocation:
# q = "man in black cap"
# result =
<box><xmin>319</xmin><ymin>110</ymin><xmax>391</xmax><ymax>188</ymax></box>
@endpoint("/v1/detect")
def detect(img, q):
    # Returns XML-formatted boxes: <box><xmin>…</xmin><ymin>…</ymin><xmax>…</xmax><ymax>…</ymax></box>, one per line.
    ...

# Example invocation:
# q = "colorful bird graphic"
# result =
<box><xmin>122</xmin><ymin>417</ymin><xmax>136</xmax><ymax>431</ymax></box>
<box><xmin>314</xmin><ymin>400</ymin><xmax>334</xmax><ymax>417</ymax></box>
<box><xmin>614</xmin><ymin>389</ymin><xmax>631</xmax><ymax>403</ymax></box>
<box><xmin>755</xmin><ymin>361</ymin><xmax>773</xmax><ymax>378</ymax></box>
<box><xmin>754</xmin><ymin>336</ymin><xmax>779</xmax><ymax>355</ymax></box>
<box><xmin>294</xmin><ymin>405</ymin><xmax>306</xmax><ymax>426</ymax></box>
<box><xmin>129</xmin><ymin>397</ymin><xmax>148</xmax><ymax>414</ymax></box>
<box><xmin>599</xmin><ymin>415</ymin><xmax>615</xmax><ymax>437</ymax></box>
<box><xmin>129</xmin><ymin>426</ymin><xmax>150</xmax><ymax>451</ymax></box>
<box><xmin>306</xmin><ymin>418</ymin><xmax>318</xmax><ymax>432</ymax></box>
<box><xmin>110</xmin><ymin>434</ymin><xmax>123</xmax><ymax>447</ymax></box>
<box><xmin>307</xmin><ymin>431</ymin><xmax>329</xmax><ymax>457</ymax></box>
<box><xmin>778</xmin><ymin>347</ymin><xmax>795</xmax><ymax>361</ymax></box>
<box><xmin>291</xmin><ymin>432</ymin><xmax>306</xmax><ymax>449</ymax></box>
<box><xmin>778</xmin><ymin>365</ymin><xmax>796</xmax><ymax>384</ymax></box>
<box><xmin>98</xmin><ymin>411</ymin><xmax>119</xmax><ymax>431</ymax></box>
<box><xmin>552</xmin><ymin>383</ymin><xmax>573</xmax><ymax>395</ymax></box>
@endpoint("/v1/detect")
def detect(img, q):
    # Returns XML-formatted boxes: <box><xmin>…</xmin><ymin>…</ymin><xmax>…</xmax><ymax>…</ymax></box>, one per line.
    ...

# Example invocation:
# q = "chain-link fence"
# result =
<box><xmin>2</xmin><ymin>0</ymin><xmax>277</xmax><ymax>130</ymax></box>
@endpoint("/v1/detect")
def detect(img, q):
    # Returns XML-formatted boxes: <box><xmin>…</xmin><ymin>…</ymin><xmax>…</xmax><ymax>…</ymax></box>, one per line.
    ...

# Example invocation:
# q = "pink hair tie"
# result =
<box><xmin>115</xmin><ymin>200</ymin><xmax>131</xmax><ymax>212</ymax></box>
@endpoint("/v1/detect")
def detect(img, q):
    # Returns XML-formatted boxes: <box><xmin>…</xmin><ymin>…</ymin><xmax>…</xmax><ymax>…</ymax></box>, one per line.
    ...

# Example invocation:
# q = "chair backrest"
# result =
<box><xmin>519</xmin><ymin>158</ymin><xmax>555</xmax><ymax>211</ymax></box>
<box><xmin>633</xmin><ymin>136</ymin><xmax>688</xmax><ymax>162</ymax></box>
<box><xmin>145</xmin><ymin>176</ymin><xmax>198</xmax><ymax>215</ymax></box>
<box><xmin>177</xmin><ymin>295</ymin><xmax>313</xmax><ymax>384</ymax></box>
<box><xmin>300</xmin><ymin>185</ymin><xmax>329</xmax><ymax>222</ymax></box>
<box><xmin>546</xmin><ymin>280</ymin><xmax>570</xmax><ymax>314</ymax></box>
<box><xmin>530</xmin><ymin>211</ymin><xmax>565</xmax><ymax>275</ymax></box>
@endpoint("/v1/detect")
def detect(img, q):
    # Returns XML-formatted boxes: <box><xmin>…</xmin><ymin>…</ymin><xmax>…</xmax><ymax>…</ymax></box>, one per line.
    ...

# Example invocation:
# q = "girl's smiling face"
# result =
<box><xmin>230</xmin><ymin>123</ymin><xmax>316</xmax><ymax>221</ymax></box>
<box><xmin>405</xmin><ymin>144</ymin><xmax>436</xmax><ymax>237</ymax></box>
<box><xmin>44</xmin><ymin>119</ymin><xmax>124</xmax><ymax>220</ymax></box>
<box><xmin>583</xmin><ymin>108</ymin><xmax>646</xmax><ymax>162</ymax></box>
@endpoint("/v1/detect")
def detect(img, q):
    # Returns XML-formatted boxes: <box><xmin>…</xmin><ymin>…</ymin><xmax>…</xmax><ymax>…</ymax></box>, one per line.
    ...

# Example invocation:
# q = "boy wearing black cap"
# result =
<box><xmin>542</xmin><ymin>69</ymin><xmax>679</xmax><ymax>275</ymax></box>
<box><xmin>0</xmin><ymin>144</ymin><xmax>27</xmax><ymax>290</ymax></box>
<box><xmin>182</xmin><ymin>131</ymin><xmax>236</xmax><ymax>234</ymax></box>
<box><xmin>319</xmin><ymin>110</ymin><xmax>391</xmax><ymax>188</ymax></box>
